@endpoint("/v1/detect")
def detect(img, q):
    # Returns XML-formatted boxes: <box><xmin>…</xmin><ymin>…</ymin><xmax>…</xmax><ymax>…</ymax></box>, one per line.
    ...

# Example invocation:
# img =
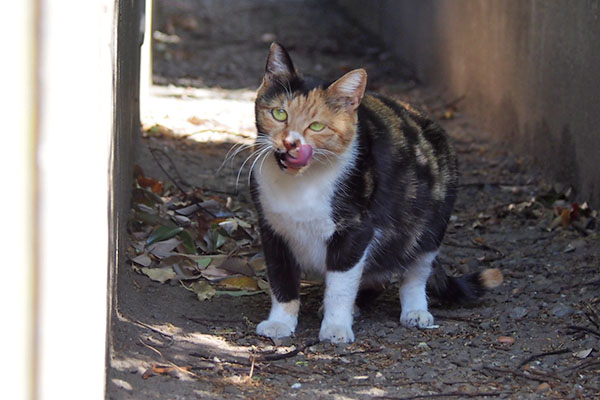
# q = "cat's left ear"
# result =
<box><xmin>327</xmin><ymin>69</ymin><xmax>367</xmax><ymax>111</ymax></box>
<box><xmin>263</xmin><ymin>42</ymin><xmax>297</xmax><ymax>85</ymax></box>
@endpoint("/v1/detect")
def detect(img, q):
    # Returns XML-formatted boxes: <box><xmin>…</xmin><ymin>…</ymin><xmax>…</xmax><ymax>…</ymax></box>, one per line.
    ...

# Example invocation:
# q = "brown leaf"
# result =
<box><xmin>218</xmin><ymin>257</ymin><xmax>254</xmax><ymax>276</ymax></box>
<box><xmin>219</xmin><ymin>276</ymin><xmax>259</xmax><ymax>291</ymax></box>
<box><xmin>151</xmin><ymin>181</ymin><xmax>164</xmax><ymax>194</ymax></box>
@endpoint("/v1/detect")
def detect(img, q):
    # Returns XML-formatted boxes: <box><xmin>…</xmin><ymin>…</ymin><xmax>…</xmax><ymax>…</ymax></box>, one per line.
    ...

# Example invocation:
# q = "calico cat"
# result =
<box><xmin>249</xmin><ymin>43</ymin><xmax>502</xmax><ymax>343</ymax></box>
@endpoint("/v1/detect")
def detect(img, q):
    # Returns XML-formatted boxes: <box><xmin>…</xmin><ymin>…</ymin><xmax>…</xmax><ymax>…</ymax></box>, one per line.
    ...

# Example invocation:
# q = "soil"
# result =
<box><xmin>107</xmin><ymin>1</ymin><xmax>600</xmax><ymax>399</ymax></box>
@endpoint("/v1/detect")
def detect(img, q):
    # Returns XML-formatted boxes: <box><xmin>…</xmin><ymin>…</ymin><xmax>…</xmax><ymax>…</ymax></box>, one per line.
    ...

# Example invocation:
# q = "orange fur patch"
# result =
<box><xmin>256</xmin><ymin>88</ymin><xmax>357</xmax><ymax>156</ymax></box>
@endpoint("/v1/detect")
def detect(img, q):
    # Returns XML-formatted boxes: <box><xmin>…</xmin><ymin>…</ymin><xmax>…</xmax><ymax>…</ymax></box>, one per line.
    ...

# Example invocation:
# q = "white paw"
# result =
<box><xmin>318</xmin><ymin>304</ymin><xmax>360</xmax><ymax>318</ymax></box>
<box><xmin>400</xmin><ymin>310</ymin><xmax>434</xmax><ymax>328</ymax></box>
<box><xmin>256</xmin><ymin>320</ymin><xmax>294</xmax><ymax>339</ymax></box>
<box><xmin>319</xmin><ymin>321</ymin><xmax>355</xmax><ymax>343</ymax></box>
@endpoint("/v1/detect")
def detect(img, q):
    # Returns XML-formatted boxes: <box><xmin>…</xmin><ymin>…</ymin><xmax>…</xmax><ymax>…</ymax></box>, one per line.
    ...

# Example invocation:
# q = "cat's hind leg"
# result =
<box><xmin>399</xmin><ymin>251</ymin><xmax>436</xmax><ymax>328</ymax></box>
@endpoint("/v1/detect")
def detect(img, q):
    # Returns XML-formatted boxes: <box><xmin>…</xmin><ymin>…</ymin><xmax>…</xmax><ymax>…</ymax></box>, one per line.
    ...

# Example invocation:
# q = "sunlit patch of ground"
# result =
<box><xmin>141</xmin><ymin>85</ymin><xmax>256</xmax><ymax>146</ymax></box>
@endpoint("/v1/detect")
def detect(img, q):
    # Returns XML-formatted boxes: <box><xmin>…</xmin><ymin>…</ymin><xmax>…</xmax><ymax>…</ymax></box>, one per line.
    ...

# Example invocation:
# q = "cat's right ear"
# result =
<box><xmin>327</xmin><ymin>69</ymin><xmax>367</xmax><ymax>111</ymax></box>
<box><xmin>263</xmin><ymin>43</ymin><xmax>296</xmax><ymax>86</ymax></box>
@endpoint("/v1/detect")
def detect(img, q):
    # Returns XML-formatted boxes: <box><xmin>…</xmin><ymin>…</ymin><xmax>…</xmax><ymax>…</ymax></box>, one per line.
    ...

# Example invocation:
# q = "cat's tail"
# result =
<box><xmin>426</xmin><ymin>259</ymin><xmax>503</xmax><ymax>303</ymax></box>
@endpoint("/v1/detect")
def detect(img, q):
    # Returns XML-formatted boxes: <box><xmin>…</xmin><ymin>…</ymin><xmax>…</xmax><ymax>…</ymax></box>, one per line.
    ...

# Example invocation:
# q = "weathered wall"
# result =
<box><xmin>338</xmin><ymin>0</ymin><xmax>600</xmax><ymax>206</ymax></box>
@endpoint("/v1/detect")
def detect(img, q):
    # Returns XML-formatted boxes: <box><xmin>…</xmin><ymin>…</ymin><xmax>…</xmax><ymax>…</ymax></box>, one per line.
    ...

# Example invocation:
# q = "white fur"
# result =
<box><xmin>399</xmin><ymin>251</ymin><xmax>437</xmax><ymax>328</ymax></box>
<box><xmin>335</xmin><ymin>71</ymin><xmax>364</xmax><ymax>95</ymax></box>
<box><xmin>255</xmin><ymin>140</ymin><xmax>357</xmax><ymax>274</ymax></box>
<box><xmin>256</xmin><ymin>297</ymin><xmax>299</xmax><ymax>338</ymax></box>
<box><xmin>319</xmin><ymin>255</ymin><xmax>365</xmax><ymax>343</ymax></box>
<box><xmin>286</xmin><ymin>130</ymin><xmax>304</xmax><ymax>145</ymax></box>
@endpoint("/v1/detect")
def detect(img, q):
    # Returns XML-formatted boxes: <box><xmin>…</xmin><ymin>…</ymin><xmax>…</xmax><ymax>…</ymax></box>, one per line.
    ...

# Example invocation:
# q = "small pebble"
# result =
<box><xmin>536</xmin><ymin>382</ymin><xmax>551</xmax><ymax>393</ymax></box>
<box><xmin>384</xmin><ymin>321</ymin><xmax>398</xmax><ymax>328</ymax></box>
<box><xmin>479</xmin><ymin>321</ymin><xmax>492</xmax><ymax>330</ymax></box>
<box><xmin>510</xmin><ymin>306</ymin><xmax>528</xmax><ymax>320</ymax></box>
<box><xmin>497</xmin><ymin>336</ymin><xmax>515</xmax><ymax>345</ymax></box>
<box><xmin>551</xmin><ymin>303</ymin><xmax>573</xmax><ymax>318</ymax></box>
<box><xmin>291</xmin><ymin>383</ymin><xmax>301</xmax><ymax>390</ymax></box>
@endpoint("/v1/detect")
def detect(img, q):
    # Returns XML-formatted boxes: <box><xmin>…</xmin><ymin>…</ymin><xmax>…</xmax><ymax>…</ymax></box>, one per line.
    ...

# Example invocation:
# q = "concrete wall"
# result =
<box><xmin>338</xmin><ymin>0</ymin><xmax>600</xmax><ymax>206</ymax></box>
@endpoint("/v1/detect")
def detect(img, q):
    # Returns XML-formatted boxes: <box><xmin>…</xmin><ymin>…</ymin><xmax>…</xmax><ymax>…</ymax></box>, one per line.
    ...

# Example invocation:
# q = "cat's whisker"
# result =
<box><xmin>247</xmin><ymin>146</ymin><xmax>272</xmax><ymax>185</ymax></box>
<box><xmin>218</xmin><ymin>142</ymin><xmax>253</xmax><ymax>174</ymax></box>
<box><xmin>258</xmin><ymin>149</ymin><xmax>272</xmax><ymax>176</ymax></box>
<box><xmin>235</xmin><ymin>144</ymin><xmax>271</xmax><ymax>189</ymax></box>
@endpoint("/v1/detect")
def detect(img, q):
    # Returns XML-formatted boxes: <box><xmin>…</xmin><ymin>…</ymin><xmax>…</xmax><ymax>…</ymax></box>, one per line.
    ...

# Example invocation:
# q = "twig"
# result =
<box><xmin>132</xmin><ymin>319</ymin><xmax>174</xmax><ymax>347</ymax></box>
<box><xmin>585</xmin><ymin>306</ymin><xmax>600</xmax><ymax>330</ymax></box>
<box><xmin>519</xmin><ymin>348</ymin><xmax>571</xmax><ymax>367</ymax></box>
<box><xmin>567</xmin><ymin>325</ymin><xmax>600</xmax><ymax>339</ymax></box>
<box><xmin>374</xmin><ymin>391</ymin><xmax>507</xmax><ymax>400</ymax></box>
<box><xmin>255</xmin><ymin>339</ymin><xmax>319</xmax><ymax>362</ymax></box>
<box><xmin>347</xmin><ymin>347</ymin><xmax>384</xmax><ymax>356</ymax></box>
<box><xmin>139</xmin><ymin>338</ymin><xmax>202</xmax><ymax>380</ymax></box>
<box><xmin>561</xmin><ymin>359</ymin><xmax>600</xmax><ymax>374</ymax></box>
<box><xmin>566</xmin><ymin>278</ymin><xmax>600</xmax><ymax>289</ymax></box>
<box><xmin>248</xmin><ymin>354</ymin><xmax>256</xmax><ymax>380</ymax></box>
<box><xmin>482</xmin><ymin>365</ymin><xmax>555</xmax><ymax>383</ymax></box>
<box><xmin>149</xmin><ymin>147</ymin><xmax>191</xmax><ymax>194</ymax></box>
<box><xmin>444</xmin><ymin>239</ymin><xmax>504</xmax><ymax>257</ymax></box>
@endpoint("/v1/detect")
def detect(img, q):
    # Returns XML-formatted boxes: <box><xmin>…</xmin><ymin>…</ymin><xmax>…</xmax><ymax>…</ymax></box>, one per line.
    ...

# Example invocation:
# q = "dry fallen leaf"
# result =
<box><xmin>573</xmin><ymin>348</ymin><xmax>593</xmax><ymax>359</ymax></box>
<box><xmin>218</xmin><ymin>257</ymin><xmax>254</xmax><ymax>276</ymax></box>
<box><xmin>147</xmin><ymin>238</ymin><xmax>181</xmax><ymax>258</ymax></box>
<box><xmin>140</xmin><ymin>267</ymin><xmax>176</xmax><ymax>283</ymax></box>
<box><xmin>187</xmin><ymin>281</ymin><xmax>216</xmax><ymax>301</ymax></box>
<box><xmin>219</xmin><ymin>276</ymin><xmax>259</xmax><ymax>291</ymax></box>
<box><xmin>131</xmin><ymin>253</ymin><xmax>152</xmax><ymax>267</ymax></box>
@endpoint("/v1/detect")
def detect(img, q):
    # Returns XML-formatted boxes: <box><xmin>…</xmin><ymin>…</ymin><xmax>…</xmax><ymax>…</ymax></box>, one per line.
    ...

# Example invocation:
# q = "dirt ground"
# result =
<box><xmin>107</xmin><ymin>1</ymin><xmax>600</xmax><ymax>399</ymax></box>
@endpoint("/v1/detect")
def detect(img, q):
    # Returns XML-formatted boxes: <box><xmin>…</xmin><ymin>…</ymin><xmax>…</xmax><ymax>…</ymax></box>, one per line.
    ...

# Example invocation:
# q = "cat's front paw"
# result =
<box><xmin>400</xmin><ymin>310</ymin><xmax>434</xmax><ymax>328</ymax></box>
<box><xmin>319</xmin><ymin>321</ymin><xmax>355</xmax><ymax>343</ymax></box>
<box><xmin>256</xmin><ymin>320</ymin><xmax>294</xmax><ymax>339</ymax></box>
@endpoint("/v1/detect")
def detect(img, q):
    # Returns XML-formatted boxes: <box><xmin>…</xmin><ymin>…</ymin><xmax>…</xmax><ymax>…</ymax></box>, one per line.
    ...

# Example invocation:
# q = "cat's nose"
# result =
<box><xmin>283</xmin><ymin>138</ymin><xmax>298</xmax><ymax>151</ymax></box>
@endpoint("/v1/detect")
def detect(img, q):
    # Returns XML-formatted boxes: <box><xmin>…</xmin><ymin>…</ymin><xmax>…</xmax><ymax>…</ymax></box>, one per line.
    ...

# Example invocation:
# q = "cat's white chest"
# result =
<box><xmin>256</xmin><ymin>154</ymin><xmax>350</xmax><ymax>274</ymax></box>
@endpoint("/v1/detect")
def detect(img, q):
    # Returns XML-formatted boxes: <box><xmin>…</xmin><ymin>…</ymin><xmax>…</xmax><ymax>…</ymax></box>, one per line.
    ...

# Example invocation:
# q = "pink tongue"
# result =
<box><xmin>285</xmin><ymin>144</ymin><xmax>313</xmax><ymax>168</ymax></box>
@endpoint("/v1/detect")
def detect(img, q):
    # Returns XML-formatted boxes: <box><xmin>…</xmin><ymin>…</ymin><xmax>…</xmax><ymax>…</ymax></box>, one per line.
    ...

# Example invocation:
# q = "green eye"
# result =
<box><xmin>271</xmin><ymin>108</ymin><xmax>288</xmax><ymax>122</ymax></box>
<box><xmin>309</xmin><ymin>121</ymin><xmax>325</xmax><ymax>132</ymax></box>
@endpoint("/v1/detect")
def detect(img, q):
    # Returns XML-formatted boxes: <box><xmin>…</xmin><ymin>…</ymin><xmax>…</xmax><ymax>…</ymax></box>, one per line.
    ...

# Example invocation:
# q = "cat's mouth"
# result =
<box><xmin>274</xmin><ymin>144</ymin><xmax>313</xmax><ymax>172</ymax></box>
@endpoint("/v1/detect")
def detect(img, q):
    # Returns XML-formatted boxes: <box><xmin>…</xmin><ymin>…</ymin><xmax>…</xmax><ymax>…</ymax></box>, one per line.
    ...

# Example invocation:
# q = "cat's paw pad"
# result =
<box><xmin>400</xmin><ymin>310</ymin><xmax>434</xmax><ymax>328</ymax></box>
<box><xmin>256</xmin><ymin>320</ymin><xmax>294</xmax><ymax>339</ymax></box>
<box><xmin>319</xmin><ymin>322</ymin><xmax>355</xmax><ymax>343</ymax></box>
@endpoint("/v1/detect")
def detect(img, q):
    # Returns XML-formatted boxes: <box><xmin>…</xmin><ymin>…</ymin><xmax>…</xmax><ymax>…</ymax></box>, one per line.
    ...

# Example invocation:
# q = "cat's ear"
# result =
<box><xmin>327</xmin><ymin>69</ymin><xmax>367</xmax><ymax>111</ymax></box>
<box><xmin>263</xmin><ymin>42</ymin><xmax>296</xmax><ymax>85</ymax></box>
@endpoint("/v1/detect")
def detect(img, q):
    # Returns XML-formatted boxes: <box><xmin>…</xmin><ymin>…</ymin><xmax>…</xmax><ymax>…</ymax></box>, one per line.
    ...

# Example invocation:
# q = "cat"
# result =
<box><xmin>249</xmin><ymin>43</ymin><xmax>502</xmax><ymax>343</ymax></box>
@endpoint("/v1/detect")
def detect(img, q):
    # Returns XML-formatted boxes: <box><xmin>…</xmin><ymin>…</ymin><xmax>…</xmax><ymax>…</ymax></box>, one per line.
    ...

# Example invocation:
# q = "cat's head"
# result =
<box><xmin>255</xmin><ymin>43</ymin><xmax>367</xmax><ymax>175</ymax></box>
